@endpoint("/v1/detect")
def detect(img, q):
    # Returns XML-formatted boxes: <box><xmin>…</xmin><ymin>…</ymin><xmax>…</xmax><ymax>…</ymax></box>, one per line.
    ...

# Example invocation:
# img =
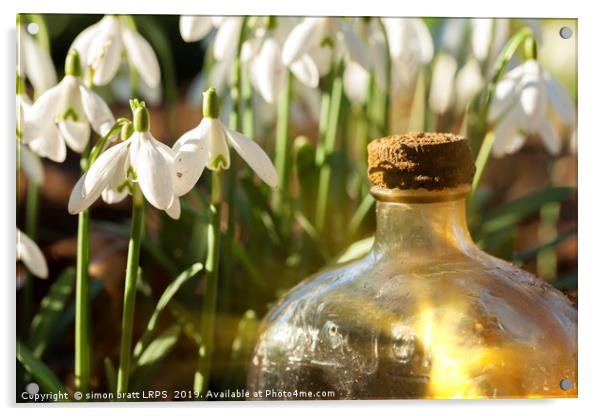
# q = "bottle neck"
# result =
<box><xmin>373</xmin><ymin>188</ymin><xmax>475</xmax><ymax>258</ymax></box>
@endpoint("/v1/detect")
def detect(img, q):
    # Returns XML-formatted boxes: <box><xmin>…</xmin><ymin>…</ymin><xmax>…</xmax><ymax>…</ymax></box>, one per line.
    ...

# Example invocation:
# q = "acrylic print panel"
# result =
<box><xmin>16</xmin><ymin>15</ymin><xmax>577</xmax><ymax>402</ymax></box>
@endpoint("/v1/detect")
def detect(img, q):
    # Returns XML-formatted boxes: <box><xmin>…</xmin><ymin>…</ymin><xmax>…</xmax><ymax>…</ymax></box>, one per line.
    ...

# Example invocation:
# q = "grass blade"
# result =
<box><xmin>133</xmin><ymin>262</ymin><xmax>203</xmax><ymax>362</ymax></box>
<box><xmin>17</xmin><ymin>339</ymin><xmax>65</xmax><ymax>397</ymax></box>
<box><xmin>28</xmin><ymin>267</ymin><xmax>74</xmax><ymax>358</ymax></box>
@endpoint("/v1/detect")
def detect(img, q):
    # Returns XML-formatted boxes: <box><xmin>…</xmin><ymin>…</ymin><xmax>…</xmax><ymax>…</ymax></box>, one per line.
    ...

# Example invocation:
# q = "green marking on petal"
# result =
<box><xmin>59</xmin><ymin>107</ymin><xmax>80</xmax><ymax>122</ymax></box>
<box><xmin>320</xmin><ymin>37</ymin><xmax>334</xmax><ymax>49</ymax></box>
<box><xmin>209</xmin><ymin>154</ymin><xmax>228</xmax><ymax>170</ymax></box>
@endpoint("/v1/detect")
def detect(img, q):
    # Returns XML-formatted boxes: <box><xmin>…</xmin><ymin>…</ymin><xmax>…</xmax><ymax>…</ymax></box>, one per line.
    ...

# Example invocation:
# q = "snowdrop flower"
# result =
<box><xmin>488</xmin><ymin>59</ymin><xmax>575</xmax><ymax>157</ymax></box>
<box><xmin>429</xmin><ymin>54</ymin><xmax>483</xmax><ymax>115</ymax></box>
<box><xmin>70</xmin><ymin>15</ymin><xmax>161</xmax><ymax>88</ymax></box>
<box><xmin>454</xmin><ymin>58</ymin><xmax>483</xmax><ymax>114</ymax></box>
<box><xmin>179</xmin><ymin>16</ymin><xmax>219</xmax><ymax>43</ymax></box>
<box><xmin>172</xmin><ymin>87</ymin><xmax>277</xmax><ymax>195</ymax></box>
<box><xmin>342</xmin><ymin>18</ymin><xmax>387</xmax><ymax>105</ymax></box>
<box><xmin>471</xmin><ymin>19</ymin><xmax>542</xmax><ymax>72</ymax></box>
<box><xmin>17</xmin><ymin>228</ymin><xmax>48</xmax><ymax>279</ymax></box>
<box><xmin>68</xmin><ymin>101</ymin><xmax>181</xmax><ymax>219</ymax></box>
<box><xmin>471</xmin><ymin>19</ymin><xmax>509</xmax><ymax>64</ymax></box>
<box><xmin>429</xmin><ymin>53</ymin><xmax>458</xmax><ymax>114</ymax></box>
<box><xmin>22</xmin><ymin>49</ymin><xmax>115</xmax><ymax>162</ymax></box>
<box><xmin>382</xmin><ymin>18</ymin><xmax>433</xmax><ymax>100</ymax></box>
<box><xmin>17</xmin><ymin>20</ymin><xmax>57</xmax><ymax>93</ymax></box>
<box><xmin>245</xmin><ymin>17</ymin><xmax>321</xmax><ymax>104</ymax></box>
<box><xmin>282</xmin><ymin>17</ymin><xmax>370</xmax><ymax>79</ymax></box>
<box><xmin>17</xmin><ymin>76</ymin><xmax>44</xmax><ymax>184</ymax></box>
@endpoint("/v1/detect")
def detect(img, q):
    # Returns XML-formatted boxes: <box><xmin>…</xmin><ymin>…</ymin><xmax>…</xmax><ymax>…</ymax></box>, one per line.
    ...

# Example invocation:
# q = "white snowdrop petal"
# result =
<box><xmin>27</xmin><ymin>127</ymin><xmax>67</xmax><ymax>163</ymax></box>
<box><xmin>179</xmin><ymin>16</ymin><xmax>213</xmax><ymax>42</ymax></box>
<box><xmin>83</xmin><ymin>139</ymin><xmax>130</xmax><ymax>196</ymax></box>
<box><xmin>225</xmin><ymin>127</ymin><xmax>278</xmax><ymax>188</ymax></box>
<box><xmin>165</xmin><ymin>196</ymin><xmax>181</xmax><ymax>220</ymax></box>
<box><xmin>23</xmin><ymin>82</ymin><xmax>63</xmax><ymax>138</ymax></box>
<box><xmin>253</xmin><ymin>37</ymin><xmax>286</xmax><ymax>104</ymax></box>
<box><xmin>69</xmin><ymin>174</ymin><xmax>101</xmax><ymax>214</ymax></box>
<box><xmin>58</xmin><ymin>120</ymin><xmax>90</xmax><ymax>153</ymax></box>
<box><xmin>338</xmin><ymin>20</ymin><xmax>370</xmax><ymax>71</ymax></box>
<box><xmin>121</xmin><ymin>26</ymin><xmax>162</xmax><ymax>88</ymax></box>
<box><xmin>488</xmin><ymin>77</ymin><xmax>518</xmax><ymax>121</ymax></box>
<box><xmin>543</xmin><ymin>69</ymin><xmax>576</xmax><ymax>126</ymax></box>
<box><xmin>19</xmin><ymin>144</ymin><xmax>45</xmax><ymax>185</ymax></box>
<box><xmin>213</xmin><ymin>17</ymin><xmax>243</xmax><ymax>61</ymax></box>
<box><xmin>411</xmin><ymin>19</ymin><xmax>434</xmax><ymax>64</ymax></box>
<box><xmin>20</xmin><ymin>27</ymin><xmax>57</xmax><ymax>93</ymax></box>
<box><xmin>518</xmin><ymin>80</ymin><xmax>546</xmax><ymax>132</ymax></box>
<box><xmin>455</xmin><ymin>58</ymin><xmax>482</xmax><ymax>113</ymax></box>
<box><xmin>471</xmin><ymin>19</ymin><xmax>494</xmax><ymax>61</ymax></box>
<box><xmin>207</xmin><ymin>119</ymin><xmax>230</xmax><ymax>170</ymax></box>
<box><xmin>492</xmin><ymin>109</ymin><xmax>523</xmax><ymax>157</ymax></box>
<box><xmin>538</xmin><ymin>119</ymin><xmax>562</xmax><ymax>155</ymax></box>
<box><xmin>17</xmin><ymin>94</ymin><xmax>32</xmax><ymax>137</ymax></box>
<box><xmin>101</xmin><ymin>186</ymin><xmax>129</xmax><ymax>205</ymax></box>
<box><xmin>289</xmin><ymin>54</ymin><xmax>320</xmax><ymax>89</ymax></box>
<box><xmin>367</xmin><ymin>34</ymin><xmax>387</xmax><ymax>92</ymax></box>
<box><xmin>172</xmin><ymin>121</ymin><xmax>211</xmax><ymax>196</ymax></box>
<box><xmin>89</xmin><ymin>17</ymin><xmax>123</xmax><ymax>86</ymax></box>
<box><xmin>17</xmin><ymin>229</ymin><xmax>48</xmax><ymax>279</ymax></box>
<box><xmin>309</xmin><ymin>46</ymin><xmax>333</xmax><ymax>78</ymax></box>
<box><xmin>133</xmin><ymin>133</ymin><xmax>175</xmax><ymax>210</ymax></box>
<box><xmin>100</xmin><ymin>145</ymin><xmax>131</xmax><ymax>204</ymax></box>
<box><xmin>79</xmin><ymin>85</ymin><xmax>115</xmax><ymax>135</ymax></box>
<box><xmin>343</xmin><ymin>60</ymin><xmax>369</xmax><ymax>104</ymax></box>
<box><xmin>282</xmin><ymin>18</ymin><xmax>324</xmax><ymax>66</ymax></box>
<box><xmin>429</xmin><ymin>53</ymin><xmax>458</xmax><ymax>114</ymax></box>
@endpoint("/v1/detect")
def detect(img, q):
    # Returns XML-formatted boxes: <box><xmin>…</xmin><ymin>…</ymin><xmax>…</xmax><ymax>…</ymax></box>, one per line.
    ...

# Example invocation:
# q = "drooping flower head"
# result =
<box><xmin>17</xmin><ymin>15</ymin><xmax>57</xmax><ymax>94</ymax></box>
<box><xmin>487</xmin><ymin>59</ymin><xmax>575</xmax><ymax>157</ymax></box>
<box><xmin>69</xmin><ymin>100</ymin><xmax>181</xmax><ymax>219</ymax></box>
<box><xmin>17</xmin><ymin>228</ymin><xmax>48</xmax><ymax>279</ymax></box>
<box><xmin>70</xmin><ymin>15</ymin><xmax>161</xmax><ymax>88</ymax></box>
<box><xmin>22</xmin><ymin>49</ymin><xmax>115</xmax><ymax>162</ymax></box>
<box><xmin>17</xmin><ymin>74</ymin><xmax>44</xmax><ymax>185</ymax></box>
<box><xmin>282</xmin><ymin>17</ymin><xmax>370</xmax><ymax>80</ymax></box>
<box><xmin>172</xmin><ymin>87</ymin><xmax>278</xmax><ymax>195</ymax></box>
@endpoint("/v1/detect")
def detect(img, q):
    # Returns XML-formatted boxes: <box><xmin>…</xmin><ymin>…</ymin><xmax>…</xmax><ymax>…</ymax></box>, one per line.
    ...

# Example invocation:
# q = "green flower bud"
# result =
<box><xmin>524</xmin><ymin>36</ymin><xmax>538</xmax><ymax>60</ymax></box>
<box><xmin>133</xmin><ymin>106</ymin><xmax>150</xmax><ymax>132</ymax></box>
<box><xmin>65</xmin><ymin>49</ymin><xmax>82</xmax><ymax>77</ymax></box>
<box><xmin>202</xmin><ymin>87</ymin><xmax>220</xmax><ymax>119</ymax></box>
<box><xmin>121</xmin><ymin>120</ymin><xmax>134</xmax><ymax>141</ymax></box>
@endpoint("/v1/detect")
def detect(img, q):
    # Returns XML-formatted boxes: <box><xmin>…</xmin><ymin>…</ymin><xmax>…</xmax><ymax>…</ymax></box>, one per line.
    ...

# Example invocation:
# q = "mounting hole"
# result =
<box><xmin>560</xmin><ymin>378</ymin><xmax>573</xmax><ymax>391</ymax></box>
<box><xmin>25</xmin><ymin>382</ymin><xmax>40</xmax><ymax>395</ymax></box>
<box><xmin>559</xmin><ymin>26</ymin><xmax>573</xmax><ymax>39</ymax></box>
<box><xmin>26</xmin><ymin>22</ymin><xmax>39</xmax><ymax>35</ymax></box>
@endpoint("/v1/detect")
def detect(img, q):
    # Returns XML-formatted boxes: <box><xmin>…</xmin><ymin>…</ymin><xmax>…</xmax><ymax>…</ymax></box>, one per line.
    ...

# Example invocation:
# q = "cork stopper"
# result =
<box><xmin>367</xmin><ymin>132</ymin><xmax>475</xmax><ymax>191</ymax></box>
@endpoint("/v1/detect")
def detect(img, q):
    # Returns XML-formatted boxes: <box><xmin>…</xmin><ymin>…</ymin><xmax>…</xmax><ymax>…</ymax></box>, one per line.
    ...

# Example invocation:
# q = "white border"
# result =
<box><xmin>2</xmin><ymin>1</ymin><xmax>601</xmax><ymax>415</ymax></box>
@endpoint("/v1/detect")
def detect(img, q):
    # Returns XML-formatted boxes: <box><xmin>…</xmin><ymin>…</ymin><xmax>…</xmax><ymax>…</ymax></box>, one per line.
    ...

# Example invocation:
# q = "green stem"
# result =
<box><xmin>241</xmin><ymin>66</ymin><xmax>254</xmax><ymax>138</ymax></box>
<box><xmin>20</xmin><ymin>181</ymin><xmax>39</xmax><ymax>337</ymax></box>
<box><xmin>315</xmin><ymin>62</ymin><xmax>344</xmax><ymax>233</ymax></box>
<box><xmin>274</xmin><ymin>70</ymin><xmax>292</xmax><ymax>217</ymax></box>
<box><xmin>471</xmin><ymin>130</ymin><xmax>495</xmax><ymax>194</ymax></box>
<box><xmin>376</xmin><ymin>18</ymin><xmax>392</xmax><ymax>135</ymax></box>
<box><xmin>116</xmin><ymin>185</ymin><xmax>145</xmax><ymax>395</ymax></box>
<box><xmin>194</xmin><ymin>170</ymin><xmax>223</xmax><ymax>394</ymax></box>
<box><xmin>222</xmin><ymin>17</ymin><xmax>248</xmax><ymax>313</ymax></box>
<box><xmin>74</xmin><ymin>210</ymin><xmax>90</xmax><ymax>394</ymax></box>
<box><xmin>467</xmin><ymin>27</ymin><xmax>534</xmax><ymax>153</ymax></box>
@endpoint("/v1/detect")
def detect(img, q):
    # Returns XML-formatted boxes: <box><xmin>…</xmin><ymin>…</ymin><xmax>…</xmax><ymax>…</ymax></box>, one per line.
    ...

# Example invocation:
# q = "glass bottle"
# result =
<box><xmin>247</xmin><ymin>133</ymin><xmax>577</xmax><ymax>399</ymax></box>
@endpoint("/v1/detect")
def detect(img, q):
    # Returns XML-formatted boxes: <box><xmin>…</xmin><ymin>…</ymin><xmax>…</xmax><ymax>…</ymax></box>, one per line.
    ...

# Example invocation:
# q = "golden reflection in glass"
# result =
<box><xmin>247</xmin><ymin>187</ymin><xmax>577</xmax><ymax>399</ymax></box>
